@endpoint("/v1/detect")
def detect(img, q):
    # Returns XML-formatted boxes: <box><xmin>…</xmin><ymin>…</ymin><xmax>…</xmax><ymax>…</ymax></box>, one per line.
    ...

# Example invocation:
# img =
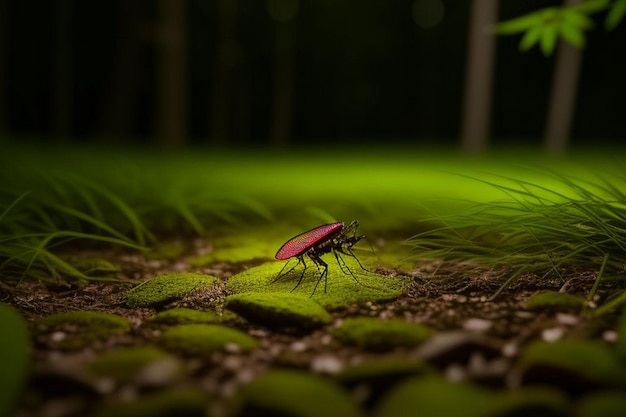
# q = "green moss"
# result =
<box><xmin>225</xmin><ymin>292</ymin><xmax>331</xmax><ymax>330</ymax></box>
<box><xmin>526</xmin><ymin>291</ymin><xmax>585</xmax><ymax>311</ymax></box>
<box><xmin>144</xmin><ymin>241</ymin><xmax>186</xmax><ymax>261</ymax></box>
<box><xmin>145</xmin><ymin>308</ymin><xmax>222</xmax><ymax>326</ymax></box>
<box><xmin>575</xmin><ymin>392</ymin><xmax>626</xmax><ymax>417</ymax></box>
<box><xmin>94</xmin><ymin>389</ymin><xmax>208</xmax><ymax>417</ymax></box>
<box><xmin>229</xmin><ymin>369</ymin><xmax>363</xmax><ymax>417</ymax></box>
<box><xmin>336</xmin><ymin>358</ymin><xmax>432</xmax><ymax>386</ymax></box>
<box><xmin>373</xmin><ymin>376</ymin><xmax>567</xmax><ymax>417</ymax></box>
<box><xmin>332</xmin><ymin>317</ymin><xmax>432</xmax><ymax>352</ymax></box>
<box><xmin>36</xmin><ymin>310</ymin><xmax>130</xmax><ymax>350</ymax></box>
<box><xmin>516</xmin><ymin>339</ymin><xmax>626</xmax><ymax>387</ymax></box>
<box><xmin>72</xmin><ymin>258</ymin><xmax>119</xmax><ymax>276</ymax></box>
<box><xmin>126</xmin><ymin>273</ymin><xmax>218</xmax><ymax>308</ymax></box>
<box><xmin>615</xmin><ymin>309</ymin><xmax>626</xmax><ymax>360</ymax></box>
<box><xmin>226</xmin><ymin>259</ymin><xmax>409</xmax><ymax>309</ymax></box>
<box><xmin>0</xmin><ymin>303</ymin><xmax>30</xmax><ymax>417</ymax></box>
<box><xmin>159</xmin><ymin>324</ymin><xmax>258</xmax><ymax>355</ymax></box>
<box><xmin>88</xmin><ymin>346</ymin><xmax>178</xmax><ymax>382</ymax></box>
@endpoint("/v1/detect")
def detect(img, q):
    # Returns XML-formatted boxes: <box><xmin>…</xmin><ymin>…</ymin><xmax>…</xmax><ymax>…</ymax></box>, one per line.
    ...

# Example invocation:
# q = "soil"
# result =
<box><xmin>1</xmin><ymin>239</ymin><xmax>621</xmax><ymax>417</ymax></box>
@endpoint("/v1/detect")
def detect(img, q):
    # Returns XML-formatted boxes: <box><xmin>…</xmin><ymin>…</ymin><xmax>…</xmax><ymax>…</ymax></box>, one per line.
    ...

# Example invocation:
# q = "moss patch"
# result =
<box><xmin>225</xmin><ymin>292</ymin><xmax>331</xmax><ymax>330</ymax></box>
<box><xmin>94</xmin><ymin>389</ymin><xmax>208</xmax><ymax>417</ymax></box>
<box><xmin>159</xmin><ymin>324</ymin><xmax>258</xmax><ymax>355</ymax></box>
<box><xmin>145</xmin><ymin>308</ymin><xmax>222</xmax><ymax>326</ymax></box>
<box><xmin>0</xmin><ymin>303</ymin><xmax>30</xmax><ymax>417</ymax></box>
<box><xmin>332</xmin><ymin>317</ymin><xmax>432</xmax><ymax>352</ymax></box>
<box><xmin>526</xmin><ymin>291</ymin><xmax>586</xmax><ymax>311</ymax></box>
<box><xmin>336</xmin><ymin>358</ymin><xmax>432</xmax><ymax>386</ymax></box>
<box><xmin>226</xmin><ymin>259</ymin><xmax>408</xmax><ymax>309</ymax></box>
<box><xmin>126</xmin><ymin>273</ymin><xmax>218</xmax><ymax>308</ymax></box>
<box><xmin>88</xmin><ymin>346</ymin><xmax>179</xmax><ymax>383</ymax></box>
<box><xmin>373</xmin><ymin>376</ymin><xmax>567</xmax><ymax>417</ymax></box>
<box><xmin>516</xmin><ymin>339</ymin><xmax>626</xmax><ymax>388</ymax></box>
<box><xmin>575</xmin><ymin>392</ymin><xmax>626</xmax><ymax>417</ymax></box>
<box><xmin>229</xmin><ymin>369</ymin><xmax>363</xmax><ymax>417</ymax></box>
<box><xmin>36</xmin><ymin>310</ymin><xmax>130</xmax><ymax>350</ymax></box>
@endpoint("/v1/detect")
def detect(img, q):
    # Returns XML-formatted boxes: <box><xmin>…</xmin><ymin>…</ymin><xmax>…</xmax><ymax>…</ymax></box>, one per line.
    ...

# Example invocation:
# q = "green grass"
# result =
<box><xmin>409</xmin><ymin>170</ymin><xmax>626</xmax><ymax>309</ymax></box>
<box><xmin>2</xmin><ymin>140</ymin><xmax>625</xmax><ymax>295</ymax></box>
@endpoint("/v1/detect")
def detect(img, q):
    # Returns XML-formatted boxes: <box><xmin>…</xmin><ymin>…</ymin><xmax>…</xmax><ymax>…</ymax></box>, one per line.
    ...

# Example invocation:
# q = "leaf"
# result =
<box><xmin>496</xmin><ymin>11</ymin><xmax>543</xmax><ymax>35</ymax></box>
<box><xmin>562</xmin><ymin>9</ymin><xmax>595</xmax><ymax>30</ymax></box>
<box><xmin>570</xmin><ymin>0</ymin><xmax>610</xmax><ymax>14</ymax></box>
<box><xmin>520</xmin><ymin>25</ymin><xmax>544</xmax><ymax>51</ymax></box>
<box><xmin>0</xmin><ymin>303</ymin><xmax>30</xmax><ymax>417</ymax></box>
<box><xmin>540</xmin><ymin>25</ymin><xmax>558</xmax><ymax>56</ymax></box>
<box><xmin>606</xmin><ymin>0</ymin><xmax>626</xmax><ymax>30</ymax></box>
<box><xmin>560</xmin><ymin>22</ymin><xmax>586</xmax><ymax>47</ymax></box>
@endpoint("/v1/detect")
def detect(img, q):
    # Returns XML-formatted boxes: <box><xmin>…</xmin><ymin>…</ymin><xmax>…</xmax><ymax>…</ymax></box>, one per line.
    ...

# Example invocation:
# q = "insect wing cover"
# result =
<box><xmin>275</xmin><ymin>222</ymin><xmax>344</xmax><ymax>259</ymax></box>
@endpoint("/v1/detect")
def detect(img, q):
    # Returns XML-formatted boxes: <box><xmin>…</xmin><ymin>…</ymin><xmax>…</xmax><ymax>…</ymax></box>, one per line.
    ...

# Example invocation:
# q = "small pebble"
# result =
<box><xmin>462</xmin><ymin>318</ymin><xmax>493</xmax><ymax>333</ymax></box>
<box><xmin>311</xmin><ymin>355</ymin><xmax>343</xmax><ymax>374</ymax></box>
<box><xmin>501</xmin><ymin>342</ymin><xmax>518</xmax><ymax>357</ymax></box>
<box><xmin>50</xmin><ymin>331</ymin><xmax>67</xmax><ymax>342</ymax></box>
<box><xmin>290</xmin><ymin>341</ymin><xmax>307</xmax><ymax>352</ymax></box>
<box><xmin>603</xmin><ymin>330</ymin><xmax>618</xmax><ymax>343</ymax></box>
<box><xmin>541</xmin><ymin>327</ymin><xmax>564</xmax><ymax>342</ymax></box>
<box><xmin>445</xmin><ymin>364</ymin><xmax>466</xmax><ymax>383</ymax></box>
<box><xmin>556</xmin><ymin>313</ymin><xmax>579</xmax><ymax>326</ymax></box>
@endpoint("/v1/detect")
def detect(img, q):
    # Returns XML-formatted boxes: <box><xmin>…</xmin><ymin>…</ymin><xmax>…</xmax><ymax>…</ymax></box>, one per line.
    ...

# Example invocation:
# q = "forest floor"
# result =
<box><xmin>3</xmin><ymin>236</ymin><xmax>622</xmax><ymax>417</ymax></box>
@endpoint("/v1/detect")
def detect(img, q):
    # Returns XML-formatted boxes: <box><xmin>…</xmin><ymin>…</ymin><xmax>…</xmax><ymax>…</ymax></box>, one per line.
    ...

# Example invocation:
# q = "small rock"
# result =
<box><xmin>462</xmin><ymin>318</ymin><xmax>493</xmax><ymax>333</ymax></box>
<box><xmin>311</xmin><ymin>355</ymin><xmax>343</xmax><ymax>374</ymax></box>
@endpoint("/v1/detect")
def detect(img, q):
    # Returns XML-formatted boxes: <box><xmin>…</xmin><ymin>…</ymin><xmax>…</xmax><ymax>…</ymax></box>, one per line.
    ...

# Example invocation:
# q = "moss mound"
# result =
<box><xmin>88</xmin><ymin>346</ymin><xmax>179</xmax><ymax>383</ymax></box>
<box><xmin>0</xmin><ymin>303</ymin><xmax>30</xmax><ymax>417</ymax></box>
<box><xmin>36</xmin><ymin>310</ymin><xmax>130</xmax><ymax>350</ymax></box>
<box><xmin>126</xmin><ymin>273</ymin><xmax>218</xmax><ymax>308</ymax></box>
<box><xmin>373</xmin><ymin>376</ymin><xmax>567</xmax><ymax>417</ymax></box>
<box><xmin>332</xmin><ymin>317</ymin><xmax>432</xmax><ymax>352</ymax></box>
<box><xmin>145</xmin><ymin>308</ymin><xmax>222</xmax><ymax>326</ymax></box>
<box><xmin>159</xmin><ymin>324</ymin><xmax>258</xmax><ymax>355</ymax></box>
<box><xmin>229</xmin><ymin>369</ymin><xmax>363</xmax><ymax>417</ymax></box>
<box><xmin>225</xmin><ymin>292</ymin><xmax>331</xmax><ymax>330</ymax></box>
<box><xmin>526</xmin><ymin>291</ymin><xmax>586</xmax><ymax>311</ymax></box>
<box><xmin>94</xmin><ymin>389</ymin><xmax>208</xmax><ymax>417</ymax></box>
<box><xmin>516</xmin><ymin>339</ymin><xmax>626</xmax><ymax>389</ymax></box>
<box><xmin>226</xmin><ymin>260</ymin><xmax>408</xmax><ymax>309</ymax></box>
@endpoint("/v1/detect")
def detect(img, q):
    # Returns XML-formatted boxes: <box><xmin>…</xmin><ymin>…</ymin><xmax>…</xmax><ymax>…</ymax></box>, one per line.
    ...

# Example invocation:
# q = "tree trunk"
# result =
<box><xmin>269</xmin><ymin>18</ymin><xmax>297</xmax><ymax>147</ymax></box>
<box><xmin>460</xmin><ymin>0</ymin><xmax>498</xmax><ymax>154</ymax></box>
<box><xmin>209</xmin><ymin>0</ymin><xmax>241</xmax><ymax>145</ymax></box>
<box><xmin>544</xmin><ymin>0</ymin><xmax>582</xmax><ymax>154</ymax></box>
<box><xmin>157</xmin><ymin>0</ymin><xmax>187</xmax><ymax>146</ymax></box>
<box><xmin>99</xmin><ymin>0</ymin><xmax>143</xmax><ymax>142</ymax></box>
<box><xmin>51</xmin><ymin>0</ymin><xmax>74</xmax><ymax>140</ymax></box>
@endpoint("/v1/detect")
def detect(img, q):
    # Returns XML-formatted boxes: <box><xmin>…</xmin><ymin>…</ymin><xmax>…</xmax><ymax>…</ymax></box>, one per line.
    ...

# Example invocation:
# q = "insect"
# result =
<box><xmin>273</xmin><ymin>220</ymin><xmax>369</xmax><ymax>295</ymax></box>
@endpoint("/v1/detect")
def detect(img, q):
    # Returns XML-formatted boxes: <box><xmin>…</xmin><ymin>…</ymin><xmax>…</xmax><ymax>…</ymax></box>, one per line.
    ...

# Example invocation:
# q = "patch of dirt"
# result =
<box><xmin>1</xmin><ymin>244</ymin><xmax>622</xmax><ymax>417</ymax></box>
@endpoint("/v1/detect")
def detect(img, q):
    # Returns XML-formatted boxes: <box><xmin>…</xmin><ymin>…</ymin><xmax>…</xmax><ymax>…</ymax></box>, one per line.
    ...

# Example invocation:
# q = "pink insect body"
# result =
<box><xmin>275</xmin><ymin>222</ymin><xmax>344</xmax><ymax>260</ymax></box>
<box><xmin>273</xmin><ymin>220</ymin><xmax>368</xmax><ymax>296</ymax></box>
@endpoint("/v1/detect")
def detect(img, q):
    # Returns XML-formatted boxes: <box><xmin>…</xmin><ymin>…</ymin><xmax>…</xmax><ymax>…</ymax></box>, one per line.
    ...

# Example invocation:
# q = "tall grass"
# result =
<box><xmin>409</xmin><ymin>171</ymin><xmax>626</xmax><ymax>306</ymax></box>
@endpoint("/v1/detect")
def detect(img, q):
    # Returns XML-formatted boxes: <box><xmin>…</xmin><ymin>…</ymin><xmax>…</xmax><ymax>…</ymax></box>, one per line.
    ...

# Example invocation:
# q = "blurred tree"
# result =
<box><xmin>460</xmin><ymin>0</ymin><xmax>499</xmax><ymax>154</ymax></box>
<box><xmin>99</xmin><ymin>0</ymin><xmax>144</xmax><ymax>142</ymax></box>
<box><xmin>268</xmin><ymin>0</ymin><xmax>298</xmax><ymax>147</ymax></box>
<box><xmin>496</xmin><ymin>0</ymin><xmax>625</xmax><ymax>152</ymax></box>
<box><xmin>209</xmin><ymin>0</ymin><xmax>243</xmax><ymax>145</ymax></box>
<box><xmin>0</xmin><ymin>0</ymin><xmax>7</xmax><ymax>136</ymax></box>
<box><xmin>51</xmin><ymin>0</ymin><xmax>74</xmax><ymax>140</ymax></box>
<box><xmin>158</xmin><ymin>0</ymin><xmax>188</xmax><ymax>146</ymax></box>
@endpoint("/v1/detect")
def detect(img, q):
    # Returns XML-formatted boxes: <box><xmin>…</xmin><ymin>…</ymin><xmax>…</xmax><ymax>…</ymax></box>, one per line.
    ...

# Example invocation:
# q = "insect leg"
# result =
<box><xmin>272</xmin><ymin>256</ymin><xmax>301</xmax><ymax>283</ymax></box>
<box><xmin>308</xmin><ymin>253</ymin><xmax>328</xmax><ymax>296</ymax></box>
<box><xmin>333</xmin><ymin>249</ymin><xmax>363</xmax><ymax>285</ymax></box>
<box><xmin>290</xmin><ymin>256</ymin><xmax>308</xmax><ymax>292</ymax></box>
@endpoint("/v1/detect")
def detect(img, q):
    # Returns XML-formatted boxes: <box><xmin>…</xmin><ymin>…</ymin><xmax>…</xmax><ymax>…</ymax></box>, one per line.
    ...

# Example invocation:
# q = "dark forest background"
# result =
<box><xmin>0</xmin><ymin>0</ymin><xmax>624</xmax><ymax>150</ymax></box>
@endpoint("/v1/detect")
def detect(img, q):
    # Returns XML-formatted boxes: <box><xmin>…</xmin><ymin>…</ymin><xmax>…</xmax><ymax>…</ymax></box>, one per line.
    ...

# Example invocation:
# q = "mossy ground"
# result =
<box><xmin>35</xmin><ymin>310</ymin><xmax>130</xmax><ymax>350</ymax></box>
<box><xmin>126</xmin><ymin>273</ymin><xmax>219</xmax><ymax>308</ymax></box>
<box><xmin>144</xmin><ymin>308</ymin><xmax>223</xmax><ymax>326</ymax></box>
<box><xmin>225</xmin><ymin>292</ymin><xmax>332</xmax><ymax>330</ymax></box>
<box><xmin>158</xmin><ymin>324</ymin><xmax>259</xmax><ymax>355</ymax></box>
<box><xmin>332</xmin><ymin>317</ymin><xmax>433</xmax><ymax>352</ymax></box>
<box><xmin>226</xmin><ymin>259</ymin><xmax>409</xmax><ymax>309</ymax></box>
<box><xmin>88</xmin><ymin>346</ymin><xmax>177</xmax><ymax>383</ymax></box>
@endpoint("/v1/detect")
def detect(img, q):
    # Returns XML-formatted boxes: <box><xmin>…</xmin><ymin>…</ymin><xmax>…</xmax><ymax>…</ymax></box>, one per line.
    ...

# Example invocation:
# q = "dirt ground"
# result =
<box><xmin>1</xmin><ymin>241</ymin><xmax>620</xmax><ymax>417</ymax></box>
